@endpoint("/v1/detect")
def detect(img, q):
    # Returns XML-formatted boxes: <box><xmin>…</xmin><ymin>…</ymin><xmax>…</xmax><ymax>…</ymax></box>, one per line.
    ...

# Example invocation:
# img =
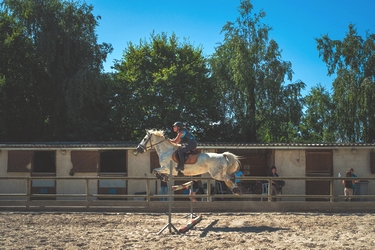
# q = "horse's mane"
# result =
<box><xmin>147</xmin><ymin>129</ymin><xmax>165</xmax><ymax>137</ymax></box>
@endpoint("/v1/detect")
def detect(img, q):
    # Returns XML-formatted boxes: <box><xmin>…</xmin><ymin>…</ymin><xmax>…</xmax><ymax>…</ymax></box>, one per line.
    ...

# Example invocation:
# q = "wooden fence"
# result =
<box><xmin>1</xmin><ymin>176</ymin><xmax>374</xmax><ymax>213</ymax></box>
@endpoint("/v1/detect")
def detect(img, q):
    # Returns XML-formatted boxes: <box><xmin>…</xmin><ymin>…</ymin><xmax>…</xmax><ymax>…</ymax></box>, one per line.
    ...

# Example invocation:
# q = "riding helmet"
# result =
<box><xmin>173</xmin><ymin>121</ymin><xmax>184</xmax><ymax>128</ymax></box>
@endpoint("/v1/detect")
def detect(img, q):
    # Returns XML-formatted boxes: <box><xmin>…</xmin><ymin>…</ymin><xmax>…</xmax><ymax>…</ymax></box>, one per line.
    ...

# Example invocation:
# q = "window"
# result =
<box><xmin>31</xmin><ymin>151</ymin><xmax>56</xmax><ymax>199</ymax></box>
<box><xmin>306</xmin><ymin>150</ymin><xmax>332</xmax><ymax>175</ymax></box>
<box><xmin>8</xmin><ymin>151</ymin><xmax>56</xmax><ymax>195</ymax></box>
<box><xmin>99</xmin><ymin>150</ymin><xmax>127</xmax><ymax>173</ymax></box>
<box><xmin>33</xmin><ymin>151</ymin><xmax>56</xmax><ymax>174</ymax></box>
<box><xmin>71</xmin><ymin>151</ymin><xmax>98</xmax><ymax>173</ymax></box>
<box><xmin>7</xmin><ymin>151</ymin><xmax>33</xmax><ymax>172</ymax></box>
<box><xmin>98</xmin><ymin>150</ymin><xmax>127</xmax><ymax>199</ymax></box>
<box><xmin>370</xmin><ymin>152</ymin><xmax>375</xmax><ymax>174</ymax></box>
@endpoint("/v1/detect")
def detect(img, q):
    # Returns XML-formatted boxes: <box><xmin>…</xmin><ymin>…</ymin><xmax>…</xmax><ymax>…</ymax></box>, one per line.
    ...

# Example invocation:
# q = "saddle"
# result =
<box><xmin>172</xmin><ymin>149</ymin><xmax>200</xmax><ymax>164</ymax></box>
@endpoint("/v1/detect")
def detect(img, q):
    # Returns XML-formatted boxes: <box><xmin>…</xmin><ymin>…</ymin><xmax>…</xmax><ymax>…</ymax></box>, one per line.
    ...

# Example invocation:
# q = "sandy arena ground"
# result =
<box><xmin>1</xmin><ymin>212</ymin><xmax>375</xmax><ymax>249</ymax></box>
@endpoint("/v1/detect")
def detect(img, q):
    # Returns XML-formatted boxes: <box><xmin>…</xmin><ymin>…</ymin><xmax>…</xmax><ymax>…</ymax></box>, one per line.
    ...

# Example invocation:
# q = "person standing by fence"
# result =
<box><xmin>268</xmin><ymin>166</ymin><xmax>279</xmax><ymax>197</ymax></box>
<box><xmin>348</xmin><ymin>168</ymin><xmax>359</xmax><ymax>195</ymax></box>
<box><xmin>160</xmin><ymin>180</ymin><xmax>168</xmax><ymax>201</ymax></box>
<box><xmin>342</xmin><ymin>171</ymin><xmax>354</xmax><ymax>201</ymax></box>
<box><xmin>235</xmin><ymin>168</ymin><xmax>244</xmax><ymax>193</ymax></box>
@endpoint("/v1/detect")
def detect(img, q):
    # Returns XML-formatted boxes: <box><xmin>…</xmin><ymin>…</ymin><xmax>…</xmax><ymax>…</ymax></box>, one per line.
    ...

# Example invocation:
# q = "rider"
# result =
<box><xmin>169</xmin><ymin>121</ymin><xmax>197</xmax><ymax>173</ymax></box>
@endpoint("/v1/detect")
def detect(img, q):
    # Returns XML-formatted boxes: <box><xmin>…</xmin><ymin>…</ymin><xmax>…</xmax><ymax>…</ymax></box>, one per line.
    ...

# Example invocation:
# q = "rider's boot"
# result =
<box><xmin>176</xmin><ymin>151</ymin><xmax>185</xmax><ymax>172</ymax></box>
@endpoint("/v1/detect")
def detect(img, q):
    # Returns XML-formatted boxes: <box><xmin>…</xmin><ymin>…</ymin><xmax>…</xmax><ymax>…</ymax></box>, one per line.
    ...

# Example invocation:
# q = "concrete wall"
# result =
<box><xmin>275</xmin><ymin>148</ymin><xmax>374</xmax><ymax>200</ymax></box>
<box><xmin>55</xmin><ymin>150</ymin><xmax>90</xmax><ymax>200</ymax></box>
<box><xmin>0</xmin><ymin>150</ymin><xmax>29</xmax><ymax>199</ymax></box>
<box><xmin>127</xmin><ymin>150</ymin><xmax>154</xmax><ymax>196</ymax></box>
<box><xmin>275</xmin><ymin>149</ymin><xmax>306</xmax><ymax>201</ymax></box>
<box><xmin>56</xmin><ymin>150</ymin><xmax>97</xmax><ymax>200</ymax></box>
<box><xmin>1</xmin><ymin>148</ymin><xmax>374</xmax><ymax>200</ymax></box>
<box><xmin>333</xmin><ymin>148</ymin><xmax>373</xmax><ymax>197</ymax></box>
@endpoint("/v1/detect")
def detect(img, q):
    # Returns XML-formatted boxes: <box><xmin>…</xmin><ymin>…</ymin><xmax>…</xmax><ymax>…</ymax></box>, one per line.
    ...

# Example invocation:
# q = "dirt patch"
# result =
<box><xmin>1</xmin><ymin>212</ymin><xmax>374</xmax><ymax>249</ymax></box>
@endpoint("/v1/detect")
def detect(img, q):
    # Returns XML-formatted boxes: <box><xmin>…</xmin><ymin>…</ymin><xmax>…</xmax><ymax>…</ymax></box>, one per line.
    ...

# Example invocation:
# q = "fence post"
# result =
<box><xmin>26</xmin><ymin>177</ymin><xmax>31</xmax><ymax>206</ymax></box>
<box><xmin>86</xmin><ymin>178</ymin><xmax>90</xmax><ymax>208</ymax></box>
<box><xmin>268</xmin><ymin>177</ymin><xmax>272</xmax><ymax>202</ymax></box>
<box><xmin>330</xmin><ymin>178</ymin><xmax>334</xmax><ymax>202</ymax></box>
<box><xmin>146</xmin><ymin>178</ymin><xmax>150</xmax><ymax>201</ymax></box>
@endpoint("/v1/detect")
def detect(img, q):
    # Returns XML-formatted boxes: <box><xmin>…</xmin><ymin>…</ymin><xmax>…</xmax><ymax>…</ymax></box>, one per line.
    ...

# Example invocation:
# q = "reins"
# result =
<box><xmin>140</xmin><ymin>133</ymin><xmax>167</xmax><ymax>151</ymax></box>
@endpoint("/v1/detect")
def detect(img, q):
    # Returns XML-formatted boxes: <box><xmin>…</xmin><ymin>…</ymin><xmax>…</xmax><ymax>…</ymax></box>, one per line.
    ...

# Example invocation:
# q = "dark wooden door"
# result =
<box><xmin>305</xmin><ymin>150</ymin><xmax>333</xmax><ymax>201</ymax></box>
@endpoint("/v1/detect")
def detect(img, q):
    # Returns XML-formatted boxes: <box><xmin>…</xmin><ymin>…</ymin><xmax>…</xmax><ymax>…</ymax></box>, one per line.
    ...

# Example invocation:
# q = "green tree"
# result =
<box><xmin>0</xmin><ymin>0</ymin><xmax>113</xmax><ymax>141</ymax></box>
<box><xmin>112</xmin><ymin>32</ymin><xmax>222</xmax><ymax>141</ymax></box>
<box><xmin>0</xmin><ymin>8</ymin><xmax>46</xmax><ymax>141</ymax></box>
<box><xmin>316</xmin><ymin>24</ymin><xmax>375</xmax><ymax>142</ymax></box>
<box><xmin>300</xmin><ymin>85</ymin><xmax>336</xmax><ymax>142</ymax></box>
<box><xmin>210</xmin><ymin>0</ymin><xmax>305</xmax><ymax>142</ymax></box>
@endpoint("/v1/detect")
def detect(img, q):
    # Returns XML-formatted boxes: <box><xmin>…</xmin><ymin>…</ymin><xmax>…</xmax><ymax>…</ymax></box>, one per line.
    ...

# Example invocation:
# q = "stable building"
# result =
<box><xmin>0</xmin><ymin>141</ymin><xmax>375</xmax><ymax>205</ymax></box>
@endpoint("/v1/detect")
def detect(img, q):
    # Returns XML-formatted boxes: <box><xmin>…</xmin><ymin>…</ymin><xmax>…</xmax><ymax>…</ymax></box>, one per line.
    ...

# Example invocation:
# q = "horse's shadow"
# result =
<box><xmin>199</xmin><ymin>219</ymin><xmax>288</xmax><ymax>238</ymax></box>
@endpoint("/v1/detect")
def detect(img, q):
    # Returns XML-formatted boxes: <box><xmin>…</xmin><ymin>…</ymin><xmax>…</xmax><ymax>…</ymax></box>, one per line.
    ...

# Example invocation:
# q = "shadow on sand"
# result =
<box><xmin>199</xmin><ymin>219</ymin><xmax>288</xmax><ymax>237</ymax></box>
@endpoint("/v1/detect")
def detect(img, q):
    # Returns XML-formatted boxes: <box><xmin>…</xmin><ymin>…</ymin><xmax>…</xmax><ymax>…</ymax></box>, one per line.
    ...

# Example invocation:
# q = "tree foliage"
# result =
<box><xmin>0</xmin><ymin>8</ymin><xmax>43</xmax><ymax>141</ymax></box>
<box><xmin>316</xmin><ymin>24</ymin><xmax>375</xmax><ymax>142</ymax></box>
<box><xmin>111</xmin><ymin>32</ymin><xmax>223</xmax><ymax>141</ymax></box>
<box><xmin>0</xmin><ymin>0</ymin><xmax>113</xmax><ymax>141</ymax></box>
<box><xmin>210</xmin><ymin>0</ymin><xmax>305</xmax><ymax>142</ymax></box>
<box><xmin>300</xmin><ymin>85</ymin><xmax>336</xmax><ymax>142</ymax></box>
<box><xmin>1</xmin><ymin>0</ymin><xmax>374</xmax><ymax>144</ymax></box>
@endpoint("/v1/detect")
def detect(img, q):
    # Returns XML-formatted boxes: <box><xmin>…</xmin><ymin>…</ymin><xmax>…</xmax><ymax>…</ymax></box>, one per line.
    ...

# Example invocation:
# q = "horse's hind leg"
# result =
<box><xmin>223</xmin><ymin>178</ymin><xmax>235</xmax><ymax>189</ymax></box>
<box><xmin>210</xmin><ymin>167</ymin><xmax>240</xmax><ymax>195</ymax></box>
<box><xmin>223</xmin><ymin>176</ymin><xmax>241</xmax><ymax>196</ymax></box>
<box><xmin>224</xmin><ymin>180</ymin><xmax>241</xmax><ymax>195</ymax></box>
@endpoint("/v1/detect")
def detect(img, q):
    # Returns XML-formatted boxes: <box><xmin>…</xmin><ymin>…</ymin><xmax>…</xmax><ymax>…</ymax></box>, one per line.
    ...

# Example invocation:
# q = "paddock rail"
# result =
<box><xmin>1</xmin><ymin>176</ymin><xmax>374</xmax><ymax>213</ymax></box>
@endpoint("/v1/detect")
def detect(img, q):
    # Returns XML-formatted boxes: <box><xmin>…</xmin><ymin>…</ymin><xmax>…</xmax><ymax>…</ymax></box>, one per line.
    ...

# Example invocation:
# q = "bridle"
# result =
<box><xmin>138</xmin><ymin>133</ymin><xmax>166</xmax><ymax>152</ymax></box>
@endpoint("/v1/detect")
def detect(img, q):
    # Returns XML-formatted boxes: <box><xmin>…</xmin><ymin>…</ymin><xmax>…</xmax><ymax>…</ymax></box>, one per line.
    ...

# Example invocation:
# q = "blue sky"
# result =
<box><xmin>86</xmin><ymin>0</ymin><xmax>375</xmax><ymax>95</ymax></box>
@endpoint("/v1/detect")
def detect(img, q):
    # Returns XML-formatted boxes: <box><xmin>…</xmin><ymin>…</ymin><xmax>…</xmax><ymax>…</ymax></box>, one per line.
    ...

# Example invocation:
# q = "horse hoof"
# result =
<box><xmin>232</xmin><ymin>187</ymin><xmax>241</xmax><ymax>195</ymax></box>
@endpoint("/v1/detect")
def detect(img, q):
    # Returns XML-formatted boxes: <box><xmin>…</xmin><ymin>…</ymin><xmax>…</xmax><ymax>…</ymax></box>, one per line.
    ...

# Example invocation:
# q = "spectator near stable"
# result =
<box><xmin>268</xmin><ymin>166</ymin><xmax>285</xmax><ymax>201</ymax></box>
<box><xmin>160</xmin><ymin>180</ymin><xmax>168</xmax><ymax>201</ymax></box>
<box><xmin>348</xmin><ymin>168</ymin><xmax>359</xmax><ymax>195</ymax></box>
<box><xmin>235</xmin><ymin>168</ymin><xmax>244</xmax><ymax>193</ymax></box>
<box><xmin>342</xmin><ymin>171</ymin><xmax>354</xmax><ymax>201</ymax></box>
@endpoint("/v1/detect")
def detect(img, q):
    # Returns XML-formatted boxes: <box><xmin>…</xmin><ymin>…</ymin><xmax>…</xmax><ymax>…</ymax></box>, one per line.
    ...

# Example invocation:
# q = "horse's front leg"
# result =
<box><xmin>152</xmin><ymin>166</ymin><xmax>170</xmax><ymax>182</ymax></box>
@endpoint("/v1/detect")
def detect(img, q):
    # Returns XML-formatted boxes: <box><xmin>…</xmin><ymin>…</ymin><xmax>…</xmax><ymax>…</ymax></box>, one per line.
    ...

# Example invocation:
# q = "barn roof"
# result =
<box><xmin>0</xmin><ymin>141</ymin><xmax>374</xmax><ymax>150</ymax></box>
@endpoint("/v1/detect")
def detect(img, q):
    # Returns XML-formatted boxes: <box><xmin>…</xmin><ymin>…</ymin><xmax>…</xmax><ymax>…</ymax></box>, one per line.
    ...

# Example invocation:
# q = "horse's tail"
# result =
<box><xmin>223</xmin><ymin>152</ymin><xmax>241</xmax><ymax>175</ymax></box>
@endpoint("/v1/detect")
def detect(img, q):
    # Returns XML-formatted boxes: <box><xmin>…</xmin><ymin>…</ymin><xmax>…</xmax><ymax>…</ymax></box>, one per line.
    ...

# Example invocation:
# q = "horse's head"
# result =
<box><xmin>135</xmin><ymin>129</ymin><xmax>166</xmax><ymax>155</ymax></box>
<box><xmin>135</xmin><ymin>130</ymin><xmax>152</xmax><ymax>154</ymax></box>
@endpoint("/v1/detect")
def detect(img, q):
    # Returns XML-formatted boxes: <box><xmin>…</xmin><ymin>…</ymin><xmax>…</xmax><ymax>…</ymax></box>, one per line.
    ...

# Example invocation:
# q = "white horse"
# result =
<box><xmin>135</xmin><ymin>129</ymin><xmax>241</xmax><ymax>194</ymax></box>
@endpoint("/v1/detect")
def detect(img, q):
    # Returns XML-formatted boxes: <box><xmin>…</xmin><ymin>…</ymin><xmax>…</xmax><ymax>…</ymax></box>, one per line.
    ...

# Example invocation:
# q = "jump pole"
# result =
<box><xmin>157</xmin><ymin>161</ymin><xmax>180</xmax><ymax>235</ymax></box>
<box><xmin>177</xmin><ymin>175</ymin><xmax>202</xmax><ymax>233</ymax></box>
<box><xmin>178</xmin><ymin>214</ymin><xmax>203</xmax><ymax>233</ymax></box>
<box><xmin>171</xmin><ymin>177</ymin><xmax>199</xmax><ymax>220</ymax></box>
<box><xmin>172</xmin><ymin>179</ymin><xmax>193</xmax><ymax>219</ymax></box>
<box><xmin>187</xmin><ymin>175</ymin><xmax>198</xmax><ymax>220</ymax></box>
